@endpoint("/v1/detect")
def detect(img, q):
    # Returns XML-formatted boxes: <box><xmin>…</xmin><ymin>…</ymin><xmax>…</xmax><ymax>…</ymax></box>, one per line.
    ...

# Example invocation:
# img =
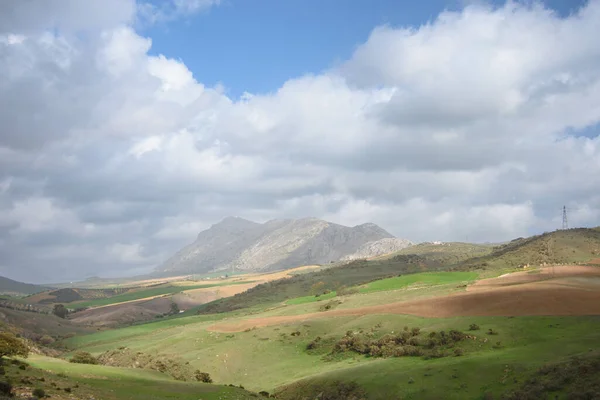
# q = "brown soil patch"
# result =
<box><xmin>69</xmin><ymin>266</ymin><xmax>320</xmax><ymax>327</ymax></box>
<box><xmin>207</xmin><ymin>265</ymin><xmax>600</xmax><ymax>332</ymax></box>
<box><xmin>468</xmin><ymin>266</ymin><xmax>600</xmax><ymax>291</ymax></box>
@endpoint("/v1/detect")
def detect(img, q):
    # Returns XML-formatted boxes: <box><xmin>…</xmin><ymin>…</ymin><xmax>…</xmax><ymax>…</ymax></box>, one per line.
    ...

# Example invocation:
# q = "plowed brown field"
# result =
<box><xmin>207</xmin><ymin>266</ymin><xmax>600</xmax><ymax>332</ymax></box>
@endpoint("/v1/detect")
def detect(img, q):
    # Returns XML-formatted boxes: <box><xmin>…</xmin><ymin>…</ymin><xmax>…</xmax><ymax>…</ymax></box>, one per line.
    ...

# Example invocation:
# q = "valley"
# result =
<box><xmin>1</xmin><ymin>227</ymin><xmax>600</xmax><ymax>399</ymax></box>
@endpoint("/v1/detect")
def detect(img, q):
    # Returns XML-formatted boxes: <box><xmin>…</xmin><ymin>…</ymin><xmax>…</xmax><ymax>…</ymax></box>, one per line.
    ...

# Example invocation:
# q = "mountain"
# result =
<box><xmin>340</xmin><ymin>238</ymin><xmax>414</xmax><ymax>261</ymax></box>
<box><xmin>156</xmin><ymin>217</ymin><xmax>404</xmax><ymax>275</ymax></box>
<box><xmin>0</xmin><ymin>276</ymin><xmax>49</xmax><ymax>296</ymax></box>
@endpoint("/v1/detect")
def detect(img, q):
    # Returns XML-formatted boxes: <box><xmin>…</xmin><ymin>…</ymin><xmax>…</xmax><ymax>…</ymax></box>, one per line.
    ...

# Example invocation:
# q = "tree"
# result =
<box><xmin>194</xmin><ymin>370</ymin><xmax>212</xmax><ymax>383</ymax></box>
<box><xmin>69</xmin><ymin>351</ymin><xmax>98</xmax><ymax>365</ymax></box>
<box><xmin>169</xmin><ymin>302</ymin><xmax>180</xmax><ymax>315</ymax></box>
<box><xmin>0</xmin><ymin>332</ymin><xmax>29</xmax><ymax>360</ymax></box>
<box><xmin>52</xmin><ymin>304</ymin><xmax>68</xmax><ymax>319</ymax></box>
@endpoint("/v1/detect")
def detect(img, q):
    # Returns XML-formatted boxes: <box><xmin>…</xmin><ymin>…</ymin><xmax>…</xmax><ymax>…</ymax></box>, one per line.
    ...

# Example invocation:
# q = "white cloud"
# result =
<box><xmin>137</xmin><ymin>0</ymin><xmax>220</xmax><ymax>25</ymax></box>
<box><xmin>1</xmin><ymin>0</ymin><xmax>600</xmax><ymax>282</ymax></box>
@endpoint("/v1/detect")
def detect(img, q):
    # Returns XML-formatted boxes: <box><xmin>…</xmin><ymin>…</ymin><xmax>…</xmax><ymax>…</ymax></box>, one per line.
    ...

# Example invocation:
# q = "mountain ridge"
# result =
<box><xmin>156</xmin><ymin>217</ymin><xmax>408</xmax><ymax>275</ymax></box>
<box><xmin>0</xmin><ymin>275</ymin><xmax>49</xmax><ymax>295</ymax></box>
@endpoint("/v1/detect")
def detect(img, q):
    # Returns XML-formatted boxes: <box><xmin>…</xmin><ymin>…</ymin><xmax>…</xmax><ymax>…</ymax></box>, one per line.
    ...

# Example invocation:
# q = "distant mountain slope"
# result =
<box><xmin>0</xmin><ymin>276</ymin><xmax>48</xmax><ymax>295</ymax></box>
<box><xmin>340</xmin><ymin>238</ymin><xmax>414</xmax><ymax>261</ymax></box>
<box><xmin>156</xmin><ymin>217</ymin><xmax>404</xmax><ymax>275</ymax></box>
<box><xmin>454</xmin><ymin>227</ymin><xmax>600</xmax><ymax>271</ymax></box>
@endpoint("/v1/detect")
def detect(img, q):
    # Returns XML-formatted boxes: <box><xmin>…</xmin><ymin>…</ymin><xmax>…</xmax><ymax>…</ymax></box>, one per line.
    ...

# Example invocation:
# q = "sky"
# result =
<box><xmin>1</xmin><ymin>0</ymin><xmax>599</xmax><ymax>283</ymax></box>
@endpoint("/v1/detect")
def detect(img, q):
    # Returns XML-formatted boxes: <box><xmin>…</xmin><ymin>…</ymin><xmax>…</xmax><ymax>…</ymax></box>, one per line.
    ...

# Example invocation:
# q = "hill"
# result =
<box><xmin>0</xmin><ymin>275</ymin><xmax>49</xmax><ymax>295</ymax></box>
<box><xmin>195</xmin><ymin>229</ymin><xmax>600</xmax><ymax>316</ymax></box>
<box><xmin>156</xmin><ymin>216</ymin><xmax>408</xmax><ymax>275</ymax></box>
<box><xmin>453</xmin><ymin>227</ymin><xmax>600</xmax><ymax>272</ymax></box>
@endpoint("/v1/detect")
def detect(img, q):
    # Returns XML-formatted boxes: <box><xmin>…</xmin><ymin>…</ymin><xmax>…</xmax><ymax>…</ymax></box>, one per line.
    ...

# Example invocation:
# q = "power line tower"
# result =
<box><xmin>562</xmin><ymin>205</ymin><xmax>568</xmax><ymax>230</ymax></box>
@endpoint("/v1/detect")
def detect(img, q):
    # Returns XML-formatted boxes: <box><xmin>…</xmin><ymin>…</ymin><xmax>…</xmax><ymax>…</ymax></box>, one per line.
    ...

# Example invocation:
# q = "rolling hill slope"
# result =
<box><xmin>453</xmin><ymin>227</ymin><xmax>600</xmax><ymax>272</ymax></box>
<box><xmin>0</xmin><ymin>275</ymin><xmax>49</xmax><ymax>295</ymax></box>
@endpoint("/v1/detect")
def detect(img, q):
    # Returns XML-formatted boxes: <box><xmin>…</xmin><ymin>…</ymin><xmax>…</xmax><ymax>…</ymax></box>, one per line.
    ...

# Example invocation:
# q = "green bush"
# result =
<box><xmin>69</xmin><ymin>351</ymin><xmax>98</xmax><ymax>365</ymax></box>
<box><xmin>195</xmin><ymin>370</ymin><xmax>212</xmax><ymax>383</ymax></box>
<box><xmin>32</xmin><ymin>387</ymin><xmax>46</xmax><ymax>398</ymax></box>
<box><xmin>469</xmin><ymin>324</ymin><xmax>480</xmax><ymax>331</ymax></box>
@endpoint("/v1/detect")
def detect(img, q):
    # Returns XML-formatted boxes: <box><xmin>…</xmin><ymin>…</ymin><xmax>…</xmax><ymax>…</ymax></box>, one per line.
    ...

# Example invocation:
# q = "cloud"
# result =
<box><xmin>137</xmin><ymin>0</ymin><xmax>220</xmax><ymax>25</ymax></box>
<box><xmin>1</xmin><ymin>0</ymin><xmax>600</xmax><ymax>282</ymax></box>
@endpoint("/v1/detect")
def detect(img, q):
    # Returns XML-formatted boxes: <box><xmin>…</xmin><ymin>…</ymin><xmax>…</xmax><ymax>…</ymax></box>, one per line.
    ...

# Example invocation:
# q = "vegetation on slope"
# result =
<box><xmin>196</xmin><ymin>255</ymin><xmax>440</xmax><ymax>314</ymax></box>
<box><xmin>453</xmin><ymin>228</ymin><xmax>600</xmax><ymax>272</ymax></box>
<box><xmin>197</xmin><ymin>229</ymin><xmax>600</xmax><ymax>315</ymax></box>
<box><xmin>1</xmin><ymin>355</ymin><xmax>257</xmax><ymax>400</ymax></box>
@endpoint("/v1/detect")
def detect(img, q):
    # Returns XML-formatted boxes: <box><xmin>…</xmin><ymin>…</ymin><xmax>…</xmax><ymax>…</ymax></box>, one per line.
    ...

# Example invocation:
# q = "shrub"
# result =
<box><xmin>487</xmin><ymin>329</ymin><xmax>499</xmax><ymax>336</ymax></box>
<box><xmin>454</xmin><ymin>348</ymin><xmax>464</xmax><ymax>357</ymax></box>
<box><xmin>0</xmin><ymin>367</ymin><xmax>4</xmax><ymax>376</ymax></box>
<box><xmin>469</xmin><ymin>324</ymin><xmax>480</xmax><ymax>331</ymax></box>
<box><xmin>306</xmin><ymin>336</ymin><xmax>322</xmax><ymax>350</ymax></box>
<box><xmin>64</xmin><ymin>387</ymin><xmax>72</xmax><ymax>393</ymax></box>
<box><xmin>52</xmin><ymin>304</ymin><xmax>68</xmax><ymax>319</ymax></box>
<box><xmin>195</xmin><ymin>370</ymin><xmax>212</xmax><ymax>383</ymax></box>
<box><xmin>38</xmin><ymin>335</ymin><xmax>55</xmax><ymax>346</ymax></box>
<box><xmin>258</xmin><ymin>391</ymin><xmax>270</xmax><ymax>397</ymax></box>
<box><xmin>69</xmin><ymin>351</ymin><xmax>98</xmax><ymax>365</ymax></box>
<box><xmin>0</xmin><ymin>381</ymin><xmax>12</xmax><ymax>396</ymax></box>
<box><xmin>32</xmin><ymin>388</ymin><xmax>46</xmax><ymax>398</ymax></box>
<box><xmin>0</xmin><ymin>332</ymin><xmax>29</xmax><ymax>360</ymax></box>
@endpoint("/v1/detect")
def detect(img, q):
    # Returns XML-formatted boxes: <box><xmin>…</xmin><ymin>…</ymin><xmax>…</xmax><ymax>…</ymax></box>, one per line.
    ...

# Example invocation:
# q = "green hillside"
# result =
<box><xmin>453</xmin><ymin>227</ymin><xmax>600</xmax><ymax>273</ymax></box>
<box><xmin>0</xmin><ymin>275</ymin><xmax>48</xmax><ymax>295</ymax></box>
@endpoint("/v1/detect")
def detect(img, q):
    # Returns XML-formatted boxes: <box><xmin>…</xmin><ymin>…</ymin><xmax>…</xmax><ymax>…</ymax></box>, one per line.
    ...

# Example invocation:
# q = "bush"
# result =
<box><xmin>0</xmin><ymin>332</ymin><xmax>29</xmax><ymax>360</ymax></box>
<box><xmin>32</xmin><ymin>388</ymin><xmax>46</xmax><ymax>398</ymax></box>
<box><xmin>469</xmin><ymin>324</ymin><xmax>480</xmax><ymax>331</ymax></box>
<box><xmin>258</xmin><ymin>391</ymin><xmax>270</xmax><ymax>397</ymax></box>
<box><xmin>69</xmin><ymin>351</ymin><xmax>98</xmax><ymax>365</ymax></box>
<box><xmin>487</xmin><ymin>329</ymin><xmax>499</xmax><ymax>336</ymax></box>
<box><xmin>0</xmin><ymin>381</ymin><xmax>12</xmax><ymax>396</ymax></box>
<box><xmin>306</xmin><ymin>337</ymin><xmax>322</xmax><ymax>350</ymax></box>
<box><xmin>195</xmin><ymin>370</ymin><xmax>212</xmax><ymax>383</ymax></box>
<box><xmin>52</xmin><ymin>304</ymin><xmax>68</xmax><ymax>319</ymax></box>
<box><xmin>454</xmin><ymin>348</ymin><xmax>464</xmax><ymax>357</ymax></box>
<box><xmin>38</xmin><ymin>335</ymin><xmax>55</xmax><ymax>346</ymax></box>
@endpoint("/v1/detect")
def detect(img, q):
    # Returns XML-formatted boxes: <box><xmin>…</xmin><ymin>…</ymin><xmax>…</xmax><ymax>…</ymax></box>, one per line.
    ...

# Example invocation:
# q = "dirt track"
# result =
<box><xmin>207</xmin><ymin>266</ymin><xmax>600</xmax><ymax>332</ymax></box>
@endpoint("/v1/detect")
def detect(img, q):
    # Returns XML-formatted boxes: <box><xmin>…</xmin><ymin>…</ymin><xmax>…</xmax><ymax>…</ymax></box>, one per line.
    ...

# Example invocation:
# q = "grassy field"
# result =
<box><xmin>286</xmin><ymin>291</ymin><xmax>338</xmax><ymax>305</ymax></box>
<box><xmin>61</xmin><ymin>305</ymin><xmax>600</xmax><ymax>398</ymax></box>
<box><xmin>57</xmin><ymin>268</ymin><xmax>600</xmax><ymax>397</ymax></box>
<box><xmin>357</xmin><ymin>271</ymin><xmax>478</xmax><ymax>294</ymax></box>
<box><xmin>4</xmin><ymin>355</ymin><xmax>257</xmax><ymax>400</ymax></box>
<box><xmin>70</xmin><ymin>281</ymin><xmax>252</xmax><ymax>309</ymax></box>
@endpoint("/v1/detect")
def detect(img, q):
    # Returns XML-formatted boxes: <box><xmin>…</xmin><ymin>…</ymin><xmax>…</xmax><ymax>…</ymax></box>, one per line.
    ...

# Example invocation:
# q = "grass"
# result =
<box><xmin>286</xmin><ymin>291</ymin><xmax>338</xmax><ymax>305</ymax></box>
<box><xmin>357</xmin><ymin>271</ymin><xmax>478</xmax><ymax>294</ymax></box>
<box><xmin>6</xmin><ymin>355</ymin><xmax>257</xmax><ymax>400</ymax></box>
<box><xmin>274</xmin><ymin>315</ymin><xmax>600</xmax><ymax>400</ymax></box>
<box><xmin>63</xmin><ymin>291</ymin><xmax>600</xmax><ymax>396</ymax></box>
<box><xmin>455</xmin><ymin>227</ymin><xmax>600</xmax><ymax>272</ymax></box>
<box><xmin>70</xmin><ymin>281</ymin><xmax>251</xmax><ymax>308</ymax></box>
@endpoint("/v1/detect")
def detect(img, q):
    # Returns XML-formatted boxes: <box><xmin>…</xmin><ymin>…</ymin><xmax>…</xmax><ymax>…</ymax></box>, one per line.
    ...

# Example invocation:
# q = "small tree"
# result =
<box><xmin>53</xmin><ymin>304</ymin><xmax>68</xmax><ymax>319</ymax></box>
<box><xmin>69</xmin><ymin>351</ymin><xmax>98</xmax><ymax>365</ymax></box>
<box><xmin>195</xmin><ymin>370</ymin><xmax>212</xmax><ymax>383</ymax></box>
<box><xmin>169</xmin><ymin>302</ymin><xmax>180</xmax><ymax>315</ymax></box>
<box><xmin>0</xmin><ymin>332</ymin><xmax>29</xmax><ymax>360</ymax></box>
